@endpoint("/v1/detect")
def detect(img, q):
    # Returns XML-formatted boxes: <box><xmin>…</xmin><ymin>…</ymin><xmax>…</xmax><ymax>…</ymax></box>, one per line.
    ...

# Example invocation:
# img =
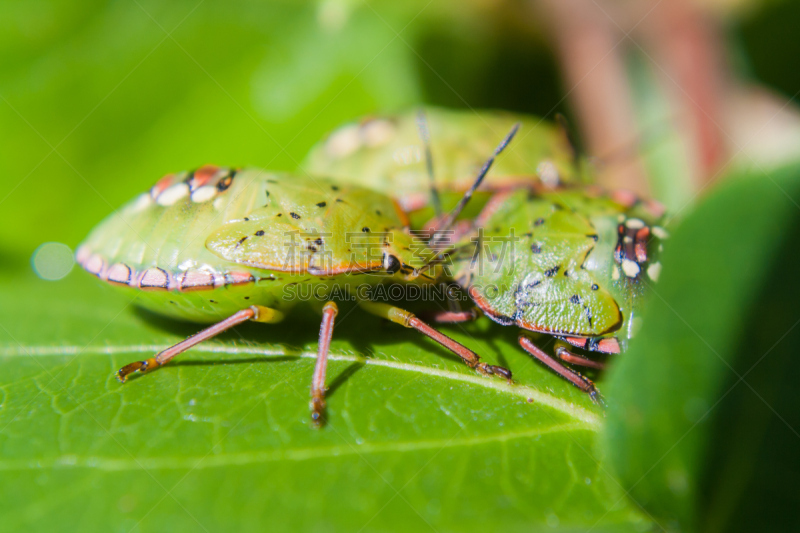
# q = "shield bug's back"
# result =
<box><xmin>76</xmin><ymin>165</ymin><xmax>512</xmax><ymax>425</ymax></box>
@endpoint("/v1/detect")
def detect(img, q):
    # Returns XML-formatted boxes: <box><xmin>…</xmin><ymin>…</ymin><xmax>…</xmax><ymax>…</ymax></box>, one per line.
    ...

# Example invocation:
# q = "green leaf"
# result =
<box><xmin>0</xmin><ymin>1</ymin><xmax>420</xmax><ymax>262</ymax></box>
<box><xmin>604</xmin><ymin>161</ymin><xmax>800</xmax><ymax>532</ymax></box>
<box><xmin>0</xmin><ymin>269</ymin><xmax>650</xmax><ymax>532</ymax></box>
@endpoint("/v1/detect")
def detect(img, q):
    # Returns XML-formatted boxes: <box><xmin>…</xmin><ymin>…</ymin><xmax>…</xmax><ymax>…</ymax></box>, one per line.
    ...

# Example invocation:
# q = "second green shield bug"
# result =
<box><xmin>303</xmin><ymin>107</ymin><xmax>591</xmax><ymax>210</ymax></box>
<box><xmin>440</xmin><ymin>184</ymin><xmax>667</xmax><ymax>401</ymax></box>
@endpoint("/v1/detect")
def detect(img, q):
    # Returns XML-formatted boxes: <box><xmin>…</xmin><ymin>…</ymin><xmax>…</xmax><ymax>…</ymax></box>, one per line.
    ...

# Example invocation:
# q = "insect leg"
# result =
<box><xmin>115</xmin><ymin>305</ymin><xmax>284</xmax><ymax>382</ymax></box>
<box><xmin>416</xmin><ymin>108</ymin><xmax>444</xmax><ymax>219</ymax></box>
<box><xmin>310</xmin><ymin>301</ymin><xmax>338</xmax><ymax>427</ymax></box>
<box><xmin>554</xmin><ymin>343</ymin><xmax>606</xmax><ymax>370</ymax></box>
<box><xmin>518</xmin><ymin>335</ymin><xmax>603</xmax><ymax>403</ymax></box>
<box><xmin>562</xmin><ymin>336</ymin><xmax>621</xmax><ymax>354</ymax></box>
<box><xmin>358</xmin><ymin>300</ymin><xmax>511</xmax><ymax>380</ymax></box>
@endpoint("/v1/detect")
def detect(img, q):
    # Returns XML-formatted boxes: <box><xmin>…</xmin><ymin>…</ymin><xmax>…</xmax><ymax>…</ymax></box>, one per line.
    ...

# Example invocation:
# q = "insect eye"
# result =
<box><xmin>384</xmin><ymin>254</ymin><xmax>401</xmax><ymax>274</ymax></box>
<box><xmin>217</xmin><ymin>173</ymin><xmax>234</xmax><ymax>192</ymax></box>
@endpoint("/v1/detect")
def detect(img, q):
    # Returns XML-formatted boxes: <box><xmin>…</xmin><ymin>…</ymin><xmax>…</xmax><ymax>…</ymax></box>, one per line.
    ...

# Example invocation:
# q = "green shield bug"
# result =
<box><xmin>76</xmin><ymin>165</ymin><xmax>511</xmax><ymax>425</ymax></box>
<box><xmin>441</xmin><ymin>184</ymin><xmax>667</xmax><ymax>401</ymax></box>
<box><xmin>304</xmin><ymin>107</ymin><xmax>591</xmax><ymax>213</ymax></box>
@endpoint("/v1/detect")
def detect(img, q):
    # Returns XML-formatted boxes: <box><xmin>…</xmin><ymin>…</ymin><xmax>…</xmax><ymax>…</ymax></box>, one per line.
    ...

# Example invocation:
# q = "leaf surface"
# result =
<box><xmin>0</xmin><ymin>269</ymin><xmax>649</xmax><ymax>532</ymax></box>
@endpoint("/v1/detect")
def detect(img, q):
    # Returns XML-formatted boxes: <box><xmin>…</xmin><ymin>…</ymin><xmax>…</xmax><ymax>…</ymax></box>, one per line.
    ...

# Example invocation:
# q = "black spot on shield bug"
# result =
<box><xmin>362</xmin><ymin>227</ymin><xmax>370</xmax><ymax>233</ymax></box>
<box><xmin>255</xmin><ymin>230</ymin><xmax>265</xmax><ymax>236</ymax></box>
<box><xmin>570</xmin><ymin>295</ymin><xmax>580</xmax><ymax>304</ymax></box>
<box><xmin>544</xmin><ymin>265</ymin><xmax>560</xmax><ymax>277</ymax></box>
<box><xmin>290</xmin><ymin>212</ymin><xmax>301</xmax><ymax>219</ymax></box>
<box><xmin>316</xmin><ymin>201</ymin><xmax>326</xmax><ymax>208</ymax></box>
<box><xmin>531</xmin><ymin>243</ymin><xmax>542</xmax><ymax>254</ymax></box>
<box><xmin>534</xmin><ymin>218</ymin><xmax>545</xmax><ymax>226</ymax></box>
<box><xmin>591</xmin><ymin>284</ymin><xmax>599</xmax><ymax>290</ymax></box>
<box><xmin>331</xmin><ymin>185</ymin><xmax>339</xmax><ymax>191</ymax></box>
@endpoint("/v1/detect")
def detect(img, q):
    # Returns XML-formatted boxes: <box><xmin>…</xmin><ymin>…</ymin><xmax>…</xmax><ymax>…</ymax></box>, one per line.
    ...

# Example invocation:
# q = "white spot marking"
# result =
<box><xmin>156</xmin><ymin>183</ymin><xmax>189</xmax><ymax>206</ymax></box>
<box><xmin>106</xmin><ymin>263</ymin><xmax>133</xmax><ymax>285</ymax></box>
<box><xmin>537</xmin><ymin>160</ymin><xmax>560</xmax><ymax>188</ymax></box>
<box><xmin>84</xmin><ymin>254</ymin><xmax>105</xmax><ymax>276</ymax></box>
<box><xmin>622</xmin><ymin>259</ymin><xmax>640</xmax><ymax>278</ymax></box>
<box><xmin>623</xmin><ymin>236</ymin><xmax>633</xmax><ymax>244</ymax></box>
<box><xmin>617</xmin><ymin>214</ymin><xmax>625</xmax><ymax>223</ymax></box>
<box><xmin>325</xmin><ymin>124</ymin><xmax>361</xmax><ymax>158</ymax></box>
<box><xmin>75</xmin><ymin>245</ymin><xmax>91</xmax><ymax>265</ymax></box>
<box><xmin>625</xmin><ymin>218</ymin><xmax>645</xmax><ymax>229</ymax></box>
<box><xmin>393</xmin><ymin>145</ymin><xmax>421</xmax><ymax>166</ymax></box>
<box><xmin>129</xmin><ymin>193</ymin><xmax>152</xmax><ymax>213</ymax></box>
<box><xmin>612</xmin><ymin>266</ymin><xmax>620</xmax><ymax>281</ymax></box>
<box><xmin>647</xmin><ymin>262</ymin><xmax>662</xmax><ymax>282</ymax></box>
<box><xmin>361</xmin><ymin>119</ymin><xmax>394</xmax><ymax>147</ymax></box>
<box><xmin>652</xmin><ymin>226</ymin><xmax>669</xmax><ymax>239</ymax></box>
<box><xmin>178</xmin><ymin>259</ymin><xmax>196</xmax><ymax>271</ymax></box>
<box><xmin>191</xmin><ymin>185</ymin><xmax>217</xmax><ymax>203</ymax></box>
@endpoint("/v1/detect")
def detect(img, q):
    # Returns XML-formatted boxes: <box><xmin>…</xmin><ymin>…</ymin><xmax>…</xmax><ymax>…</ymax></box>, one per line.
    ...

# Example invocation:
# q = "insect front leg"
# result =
<box><xmin>115</xmin><ymin>305</ymin><xmax>285</xmax><ymax>382</ymax></box>
<box><xmin>518</xmin><ymin>335</ymin><xmax>604</xmax><ymax>404</ymax></box>
<box><xmin>310</xmin><ymin>301</ymin><xmax>338</xmax><ymax>427</ymax></box>
<box><xmin>358</xmin><ymin>300</ymin><xmax>511</xmax><ymax>380</ymax></box>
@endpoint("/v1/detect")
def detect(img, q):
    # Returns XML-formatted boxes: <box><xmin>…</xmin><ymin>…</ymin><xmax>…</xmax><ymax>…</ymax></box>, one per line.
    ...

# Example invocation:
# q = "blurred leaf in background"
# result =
<box><xmin>0</xmin><ymin>1</ymin><xmax>421</xmax><ymax>263</ymax></box>
<box><xmin>0</xmin><ymin>0</ymin><xmax>568</xmax><ymax>268</ymax></box>
<box><xmin>605</xmin><ymin>161</ymin><xmax>800</xmax><ymax>532</ymax></box>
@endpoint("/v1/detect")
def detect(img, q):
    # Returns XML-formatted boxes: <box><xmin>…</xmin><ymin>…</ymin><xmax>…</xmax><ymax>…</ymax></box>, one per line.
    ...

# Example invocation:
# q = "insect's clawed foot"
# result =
<box><xmin>115</xmin><ymin>357</ymin><xmax>159</xmax><ymax>383</ymax></box>
<box><xmin>476</xmin><ymin>362</ymin><xmax>513</xmax><ymax>381</ymax></box>
<box><xmin>310</xmin><ymin>397</ymin><xmax>327</xmax><ymax>428</ymax></box>
<box><xmin>589</xmin><ymin>389</ymin><xmax>606</xmax><ymax>407</ymax></box>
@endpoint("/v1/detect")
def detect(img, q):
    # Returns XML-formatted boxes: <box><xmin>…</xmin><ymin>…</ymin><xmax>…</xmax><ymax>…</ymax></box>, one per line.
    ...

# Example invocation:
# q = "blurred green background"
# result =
<box><xmin>1</xmin><ymin>0</ymin><xmax>796</xmax><ymax>266</ymax></box>
<box><xmin>0</xmin><ymin>0</ymin><xmax>561</xmax><ymax>266</ymax></box>
<box><xmin>2</xmin><ymin>1</ymin><xmax>800</xmax><ymax>532</ymax></box>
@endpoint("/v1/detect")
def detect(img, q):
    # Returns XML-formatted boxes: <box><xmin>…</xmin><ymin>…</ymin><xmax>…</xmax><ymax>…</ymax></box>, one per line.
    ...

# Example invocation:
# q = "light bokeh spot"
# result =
<box><xmin>31</xmin><ymin>242</ymin><xmax>75</xmax><ymax>281</ymax></box>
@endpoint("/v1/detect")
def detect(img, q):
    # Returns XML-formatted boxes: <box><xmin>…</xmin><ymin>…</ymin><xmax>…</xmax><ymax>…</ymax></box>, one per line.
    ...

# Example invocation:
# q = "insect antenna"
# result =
<box><xmin>412</xmin><ymin>123</ymin><xmax>519</xmax><ymax>279</ymax></box>
<box><xmin>416</xmin><ymin>109</ymin><xmax>443</xmax><ymax>220</ymax></box>
<box><xmin>430</xmin><ymin>122</ymin><xmax>520</xmax><ymax>245</ymax></box>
